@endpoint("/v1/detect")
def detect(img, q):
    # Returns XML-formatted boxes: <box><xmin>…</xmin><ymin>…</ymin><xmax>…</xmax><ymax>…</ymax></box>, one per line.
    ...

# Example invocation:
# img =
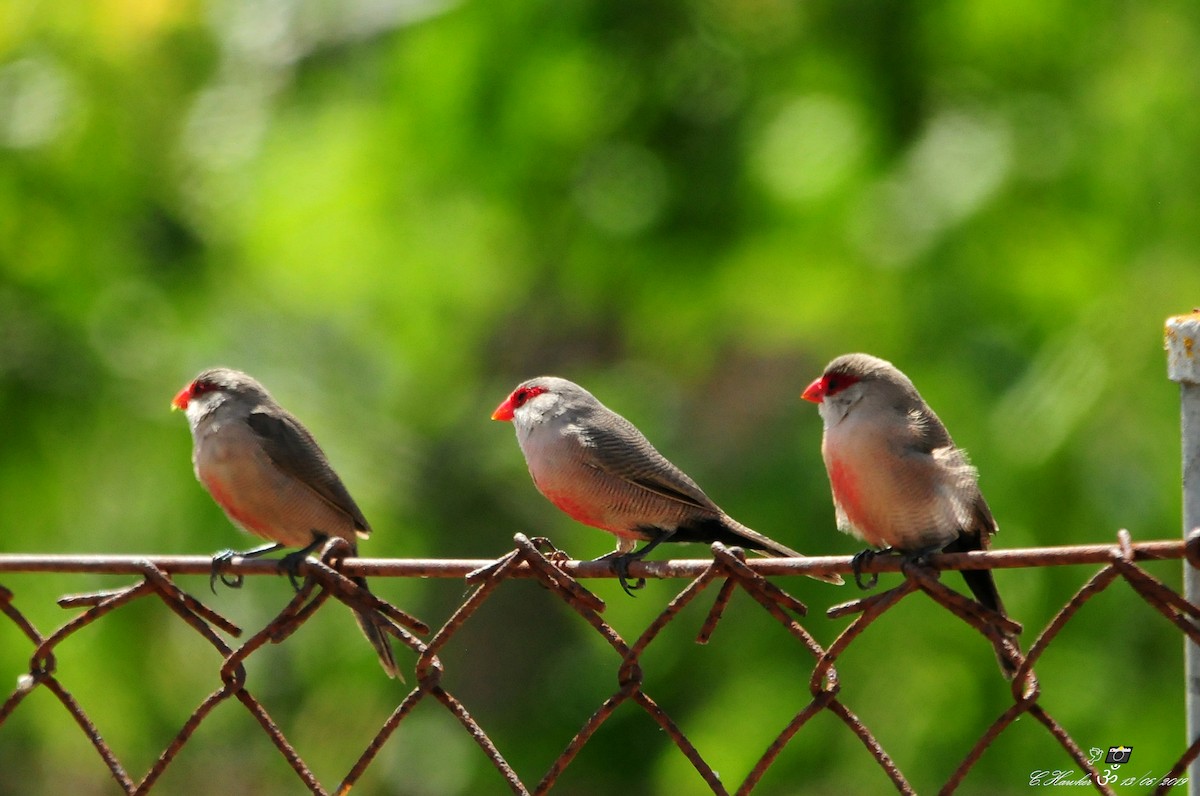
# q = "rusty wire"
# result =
<box><xmin>0</xmin><ymin>530</ymin><xmax>1196</xmax><ymax>795</ymax></box>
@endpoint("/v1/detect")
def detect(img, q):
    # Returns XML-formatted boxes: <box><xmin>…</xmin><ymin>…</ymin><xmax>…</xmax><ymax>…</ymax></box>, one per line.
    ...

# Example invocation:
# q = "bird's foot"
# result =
<box><xmin>850</xmin><ymin>547</ymin><xmax>896</xmax><ymax>590</ymax></box>
<box><xmin>277</xmin><ymin>549</ymin><xmax>310</xmax><ymax>592</ymax></box>
<box><xmin>209</xmin><ymin>542</ymin><xmax>289</xmax><ymax>593</ymax></box>
<box><xmin>273</xmin><ymin>535</ymin><xmax>329</xmax><ymax>592</ymax></box>
<box><xmin>210</xmin><ymin>549</ymin><xmax>244</xmax><ymax>593</ymax></box>
<box><xmin>592</xmin><ymin>551</ymin><xmax>646</xmax><ymax>596</ymax></box>
<box><xmin>612</xmin><ymin>555</ymin><xmax>646</xmax><ymax>596</ymax></box>
<box><xmin>898</xmin><ymin>544</ymin><xmax>943</xmax><ymax>574</ymax></box>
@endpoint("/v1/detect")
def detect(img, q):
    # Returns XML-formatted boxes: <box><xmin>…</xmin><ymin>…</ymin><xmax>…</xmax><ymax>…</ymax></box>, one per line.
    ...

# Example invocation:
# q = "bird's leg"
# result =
<box><xmin>590</xmin><ymin>549</ymin><xmax>637</xmax><ymax>593</ymax></box>
<box><xmin>596</xmin><ymin>530</ymin><xmax>674</xmax><ymax>596</ymax></box>
<box><xmin>210</xmin><ymin>542</ymin><xmax>287</xmax><ymax>593</ymax></box>
<box><xmin>278</xmin><ymin>534</ymin><xmax>328</xmax><ymax>592</ymax></box>
<box><xmin>850</xmin><ymin>547</ymin><xmax>896</xmax><ymax>591</ymax></box>
<box><xmin>611</xmin><ymin>555</ymin><xmax>644</xmax><ymax>597</ymax></box>
<box><xmin>898</xmin><ymin>543</ymin><xmax>945</xmax><ymax>578</ymax></box>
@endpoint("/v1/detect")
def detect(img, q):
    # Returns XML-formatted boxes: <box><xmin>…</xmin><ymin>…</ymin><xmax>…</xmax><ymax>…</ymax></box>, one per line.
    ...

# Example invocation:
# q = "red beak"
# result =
<box><xmin>171</xmin><ymin>384</ymin><xmax>193</xmax><ymax>411</ymax></box>
<box><xmin>800</xmin><ymin>377</ymin><xmax>826</xmax><ymax>404</ymax></box>
<box><xmin>491</xmin><ymin>397</ymin><xmax>516</xmax><ymax>421</ymax></box>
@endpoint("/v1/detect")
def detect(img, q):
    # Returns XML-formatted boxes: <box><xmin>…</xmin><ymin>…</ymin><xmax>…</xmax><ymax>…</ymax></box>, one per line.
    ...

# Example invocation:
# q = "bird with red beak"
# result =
<box><xmin>493</xmin><ymin>376</ymin><xmax>842</xmax><ymax>594</ymax></box>
<box><xmin>802</xmin><ymin>353</ymin><xmax>1019</xmax><ymax>675</ymax></box>
<box><xmin>173</xmin><ymin>367</ymin><xmax>400</xmax><ymax>678</ymax></box>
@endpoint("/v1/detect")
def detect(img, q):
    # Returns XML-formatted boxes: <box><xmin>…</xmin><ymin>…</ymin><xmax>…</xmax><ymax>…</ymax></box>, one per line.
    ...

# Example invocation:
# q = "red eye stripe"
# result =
<box><xmin>802</xmin><ymin>372</ymin><xmax>860</xmax><ymax>403</ymax></box>
<box><xmin>822</xmin><ymin>373</ymin><xmax>859</xmax><ymax>396</ymax></box>
<box><xmin>172</xmin><ymin>378</ymin><xmax>220</xmax><ymax>410</ymax></box>
<box><xmin>492</xmin><ymin>384</ymin><xmax>548</xmax><ymax>421</ymax></box>
<box><xmin>512</xmin><ymin>385</ymin><xmax>547</xmax><ymax>408</ymax></box>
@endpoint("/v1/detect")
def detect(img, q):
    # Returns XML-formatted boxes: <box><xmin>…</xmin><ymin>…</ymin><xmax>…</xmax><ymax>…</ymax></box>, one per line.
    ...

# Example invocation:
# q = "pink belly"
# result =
<box><xmin>540</xmin><ymin>489</ymin><xmax>647</xmax><ymax>539</ymax></box>
<box><xmin>542</xmin><ymin>489</ymin><xmax>606</xmax><ymax>529</ymax></box>
<box><xmin>828</xmin><ymin>458</ymin><xmax>887</xmax><ymax>548</ymax></box>
<box><xmin>203</xmin><ymin>476</ymin><xmax>276</xmax><ymax>540</ymax></box>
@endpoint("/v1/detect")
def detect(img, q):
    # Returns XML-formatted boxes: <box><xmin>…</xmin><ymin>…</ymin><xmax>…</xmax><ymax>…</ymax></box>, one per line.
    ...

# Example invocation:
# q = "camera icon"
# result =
<box><xmin>1105</xmin><ymin>746</ymin><xmax>1132</xmax><ymax>765</ymax></box>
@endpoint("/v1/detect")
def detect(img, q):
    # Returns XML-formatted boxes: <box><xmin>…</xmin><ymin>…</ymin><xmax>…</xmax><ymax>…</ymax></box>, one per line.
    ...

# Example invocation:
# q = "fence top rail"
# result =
<box><xmin>1</xmin><ymin>530</ymin><xmax>1196</xmax><ymax>794</ymax></box>
<box><xmin>0</xmin><ymin>535</ymin><xmax>1189</xmax><ymax>579</ymax></box>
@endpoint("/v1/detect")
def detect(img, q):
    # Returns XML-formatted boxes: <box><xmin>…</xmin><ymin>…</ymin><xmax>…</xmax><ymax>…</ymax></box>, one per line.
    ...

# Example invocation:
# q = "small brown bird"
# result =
<box><xmin>802</xmin><ymin>353</ymin><xmax>1018</xmax><ymax>674</ymax></box>
<box><xmin>173</xmin><ymin>367</ymin><xmax>400</xmax><ymax>678</ymax></box>
<box><xmin>493</xmin><ymin>376</ymin><xmax>842</xmax><ymax>593</ymax></box>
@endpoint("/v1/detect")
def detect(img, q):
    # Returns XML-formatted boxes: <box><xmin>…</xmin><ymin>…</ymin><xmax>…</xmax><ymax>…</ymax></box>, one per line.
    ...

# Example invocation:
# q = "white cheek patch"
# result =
<box><xmin>184</xmin><ymin>399</ymin><xmax>212</xmax><ymax>430</ymax></box>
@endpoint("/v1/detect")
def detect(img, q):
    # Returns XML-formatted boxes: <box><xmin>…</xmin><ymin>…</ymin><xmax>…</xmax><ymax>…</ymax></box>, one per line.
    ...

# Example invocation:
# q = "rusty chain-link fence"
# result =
<box><xmin>0</xmin><ymin>530</ymin><xmax>1196</xmax><ymax>795</ymax></box>
<box><xmin>2</xmin><ymin>315</ymin><xmax>1198</xmax><ymax>794</ymax></box>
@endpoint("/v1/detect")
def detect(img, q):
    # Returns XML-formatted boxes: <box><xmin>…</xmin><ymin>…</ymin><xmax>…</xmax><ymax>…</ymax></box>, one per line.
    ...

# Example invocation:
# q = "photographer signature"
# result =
<box><xmin>1028</xmin><ymin>747</ymin><xmax>1187</xmax><ymax>788</ymax></box>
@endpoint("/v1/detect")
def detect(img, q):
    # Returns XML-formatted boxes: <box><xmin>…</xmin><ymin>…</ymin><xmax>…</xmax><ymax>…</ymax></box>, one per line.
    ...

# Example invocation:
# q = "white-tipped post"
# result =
<box><xmin>1166</xmin><ymin>311</ymin><xmax>1200</xmax><ymax>789</ymax></box>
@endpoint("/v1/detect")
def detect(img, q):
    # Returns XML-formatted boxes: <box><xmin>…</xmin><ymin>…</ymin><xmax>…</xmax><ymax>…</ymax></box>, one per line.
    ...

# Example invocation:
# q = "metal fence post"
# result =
<box><xmin>1166</xmin><ymin>311</ymin><xmax>1200</xmax><ymax>790</ymax></box>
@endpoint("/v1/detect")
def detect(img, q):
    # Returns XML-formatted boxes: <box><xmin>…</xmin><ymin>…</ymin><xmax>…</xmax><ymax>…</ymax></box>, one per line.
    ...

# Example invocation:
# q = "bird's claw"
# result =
<box><xmin>210</xmin><ymin>550</ymin><xmax>244</xmax><ymax>593</ymax></box>
<box><xmin>851</xmin><ymin>546</ymin><xmax>945</xmax><ymax>590</ymax></box>
<box><xmin>612</xmin><ymin>555</ymin><xmax>646</xmax><ymax>597</ymax></box>
<box><xmin>277</xmin><ymin>549</ymin><xmax>309</xmax><ymax>593</ymax></box>
<box><xmin>898</xmin><ymin>546</ymin><xmax>941</xmax><ymax>580</ymax></box>
<box><xmin>591</xmin><ymin>549</ymin><xmax>647</xmax><ymax>596</ymax></box>
<box><xmin>851</xmin><ymin>548</ymin><xmax>881</xmax><ymax>590</ymax></box>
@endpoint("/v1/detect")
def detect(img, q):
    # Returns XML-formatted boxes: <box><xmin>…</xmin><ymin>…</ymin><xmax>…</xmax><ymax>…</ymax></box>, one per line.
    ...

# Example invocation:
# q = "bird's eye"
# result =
<box><xmin>511</xmin><ymin>385</ymin><xmax>546</xmax><ymax>408</ymax></box>
<box><xmin>824</xmin><ymin>373</ymin><xmax>858</xmax><ymax>396</ymax></box>
<box><xmin>192</xmin><ymin>380</ymin><xmax>214</xmax><ymax>397</ymax></box>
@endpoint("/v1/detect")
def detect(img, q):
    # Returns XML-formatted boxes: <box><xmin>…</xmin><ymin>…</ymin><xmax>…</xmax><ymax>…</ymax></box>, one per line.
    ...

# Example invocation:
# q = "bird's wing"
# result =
<box><xmin>901</xmin><ymin>404</ymin><xmax>955</xmax><ymax>454</ymax></box>
<box><xmin>579</xmin><ymin>415</ymin><xmax>721</xmax><ymax>512</ymax></box>
<box><xmin>901</xmin><ymin>404</ymin><xmax>996</xmax><ymax>538</ymax></box>
<box><xmin>246</xmin><ymin>408</ymin><xmax>372</xmax><ymax>534</ymax></box>
<box><xmin>969</xmin><ymin>492</ymin><xmax>999</xmax><ymax>541</ymax></box>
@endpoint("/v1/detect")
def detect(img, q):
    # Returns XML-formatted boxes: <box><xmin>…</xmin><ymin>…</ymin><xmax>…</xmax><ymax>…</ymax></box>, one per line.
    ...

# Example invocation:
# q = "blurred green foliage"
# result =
<box><xmin>1</xmin><ymin>0</ymin><xmax>1199</xmax><ymax>793</ymax></box>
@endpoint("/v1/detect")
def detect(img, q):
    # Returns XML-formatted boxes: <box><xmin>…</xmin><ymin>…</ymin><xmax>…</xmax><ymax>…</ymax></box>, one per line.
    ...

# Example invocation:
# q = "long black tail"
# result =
<box><xmin>337</xmin><ymin>539</ymin><xmax>400</xmax><ymax>679</ymax></box>
<box><xmin>941</xmin><ymin>532</ymin><xmax>1006</xmax><ymax>615</ymax></box>
<box><xmin>350</xmin><ymin>574</ymin><xmax>401</xmax><ymax>680</ymax></box>
<box><xmin>942</xmin><ymin>532</ymin><xmax>1021</xmax><ymax>678</ymax></box>
<box><xmin>666</xmin><ymin>515</ymin><xmax>843</xmax><ymax>585</ymax></box>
